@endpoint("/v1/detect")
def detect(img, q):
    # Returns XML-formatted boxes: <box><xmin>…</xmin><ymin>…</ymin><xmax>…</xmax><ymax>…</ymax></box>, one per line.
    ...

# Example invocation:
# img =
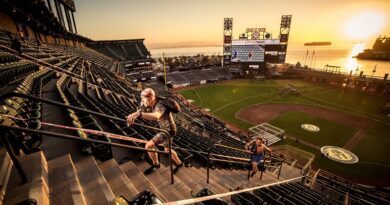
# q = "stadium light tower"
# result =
<box><xmin>223</xmin><ymin>18</ymin><xmax>233</xmax><ymax>66</ymax></box>
<box><xmin>279</xmin><ymin>15</ymin><xmax>292</xmax><ymax>63</ymax></box>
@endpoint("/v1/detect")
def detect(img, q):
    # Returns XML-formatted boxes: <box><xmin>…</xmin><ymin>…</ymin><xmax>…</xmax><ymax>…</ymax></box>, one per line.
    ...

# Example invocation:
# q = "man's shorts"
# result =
<box><xmin>251</xmin><ymin>154</ymin><xmax>264</xmax><ymax>163</ymax></box>
<box><xmin>152</xmin><ymin>132</ymin><xmax>173</xmax><ymax>148</ymax></box>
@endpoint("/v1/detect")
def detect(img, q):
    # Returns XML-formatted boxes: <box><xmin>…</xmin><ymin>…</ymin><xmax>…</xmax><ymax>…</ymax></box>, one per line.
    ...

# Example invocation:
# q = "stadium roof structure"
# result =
<box><xmin>88</xmin><ymin>39</ymin><xmax>146</xmax><ymax>44</ymax></box>
<box><xmin>87</xmin><ymin>39</ymin><xmax>151</xmax><ymax>61</ymax></box>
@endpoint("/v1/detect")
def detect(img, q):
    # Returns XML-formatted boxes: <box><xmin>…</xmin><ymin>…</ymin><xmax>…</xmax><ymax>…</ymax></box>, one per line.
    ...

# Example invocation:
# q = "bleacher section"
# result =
<box><xmin>313</xmin><ymin>171</ymin><xmax>390</xmax><ymax>204</ymax></box>
<box><xmin>87</xmin><ymin>39</ymin><xmax>151</xmax><ymax>61</ymax></box>
<box><xmin>126</xmin><ymin>71</ymin><xmax>156</xmax><ymax>82</ymax></box>
<box><xmin>1</xmin><ymin>29</ymin><xmax>389</xmax><ymax>205</ymax></box>
<box><xmin>166</xmin><ymin>69</ymin><xmax>233</xmax><ymax>88</ymax></box>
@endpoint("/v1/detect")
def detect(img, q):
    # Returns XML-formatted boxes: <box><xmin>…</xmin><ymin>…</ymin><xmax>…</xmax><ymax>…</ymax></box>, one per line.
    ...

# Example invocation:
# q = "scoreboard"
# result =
<box><xmin>231</xmin><ymin>39</ymin><xmax>281</xmax><ymax>63</ymax></box>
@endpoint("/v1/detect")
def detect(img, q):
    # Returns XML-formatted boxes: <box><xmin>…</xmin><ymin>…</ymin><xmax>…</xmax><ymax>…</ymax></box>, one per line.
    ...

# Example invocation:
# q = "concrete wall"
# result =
<box><xmin>0</xmin><ymin>12</ymin><xmax>18</xmax><ymax>33</ymax></box>
<box><xmin>0</xmin><ymin>11</ymin><xmax>85</xmax><ymax>48</ymax></box>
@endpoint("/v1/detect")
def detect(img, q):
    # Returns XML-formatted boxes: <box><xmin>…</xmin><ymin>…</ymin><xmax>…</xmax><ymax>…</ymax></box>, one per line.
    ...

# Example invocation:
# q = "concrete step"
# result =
<box><xmin>99</xmin><ymin>159</ymin><xmax>138</xmax><ymax>200</ymax></box>
<box><xmin>0</xmin><ymin>147</ymin><xmax>12</xmax><ymax>204</ymax></box>
<box><xmin>134</xmin><ymin>160</ymin><xmax>182</xmax><ymax>202</ymax></box>
<box><xmin>158</xmin><ymin>163</ymin><xmax>194</xmax><ymax>200</ymax></box>
<box><xmin>223</xmin><ymin>168</ymin><xmax>251</xmax><ymax>188</ymax></box>
<box><xmin>7</xmin><ymin>151</ymin><xmax>48</xmax><ymax>190</ymax></box>
<box><xmin>74</xmin><ymin>156</ymin><xmax>115</xmax><ymax>205</ymax></box>
<box><xmin>278</xmin><ymin>162</ymin><xmax>302</xmax><ymax>179</ymax></box>
<box><xmin>48</xmin><ymin>154</ymin><xmax>86</xmax><ymax>205</ymax></box>
<box><xmin>198</xmin><ymin>167</ymin><xmax>236</xmax><ymax>190</ymax></box>
<box><xmin>189</xmin><ymin>166</ymin><xmax>227</xmax><ymax>194</ymax></box>
<box><xmin>172</xmin><ymin>165</ymin><xmax>204</xmax><ymax>194</ymax></box>
<box><xmin>212</xmin><ymin>168</ymin><xmax>244</xmax><ymax>189</ymax></box>
<box><xmin>157</xmin><ymin>154</ymin><xmax>204</xmax><ymax>193</ymax></box>
<box><xmin>242</xmin><ymin>171</ymin><xmax>280</xmax><ymax>188</ymax></box>
<box><xmin>4</xmin><ymin>181</ymin><xmax>49</xmax><ymax>205</ymax></box>
<box><xmin>119</xmin><ymin>161</ymin><xmax>166</xmax><ymax>202</ymax></box>
<box><xmin>4</xmin><ymin>151</ymin><xmax>49</xmax><ymax>205</ymax></box>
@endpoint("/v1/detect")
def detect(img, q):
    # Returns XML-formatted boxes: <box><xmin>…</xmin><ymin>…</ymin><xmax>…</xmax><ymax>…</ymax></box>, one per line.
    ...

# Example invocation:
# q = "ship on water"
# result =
<box><xmin>304</xmin><ymin>41</ymin><xmax>331</xmax><ymax>46</ymax></box>
<box><xmin>356</xmin><ymin>36</ymin><xmax>390</xmax><ymax>61</ymax></box>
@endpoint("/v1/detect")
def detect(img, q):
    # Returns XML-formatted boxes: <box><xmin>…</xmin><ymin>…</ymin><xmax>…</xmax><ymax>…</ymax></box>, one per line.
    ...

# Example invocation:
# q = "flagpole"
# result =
<box><xmin>304</xmin><ymin>49</ymin><xmax>308</xmax><ymax>67</ymax></box>
<box><xmin>371</xmin><ymin>64</ymin><xmax>377</xmax><ymax>78</ymax></box>
<box><xmin>163</xmin><ymin>52</ymin><xmax>167</xmax><ymax>90</ymax></box>
<box><xmin>313</xmin><ymin>54</ymin><xmax>316</xmax><ymax>69</ymax></box>
<box><xmin>309</xmin><ymin>49</ymin><xmax>315</xmax><ymax>68</ymax></box>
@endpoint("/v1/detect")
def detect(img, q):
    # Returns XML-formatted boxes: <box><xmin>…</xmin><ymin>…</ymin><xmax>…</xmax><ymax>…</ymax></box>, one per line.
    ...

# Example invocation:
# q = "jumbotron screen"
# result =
<box><xmin>231</xmin><ymin>39</ymin><xmax>280</xmax><ymax>62</ymax></box>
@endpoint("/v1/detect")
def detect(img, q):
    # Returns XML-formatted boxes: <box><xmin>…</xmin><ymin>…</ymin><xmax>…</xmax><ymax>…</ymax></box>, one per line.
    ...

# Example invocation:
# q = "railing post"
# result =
<box><xmin>206</xmin><ymin>146</ymin><xmax>213</xmax><ymax>184</ymax></box>
<box><xmin>0</xmin><ymin>132</ymin><xmax>28</xmax><ymax>184</ymax></box>
<box><xmin>278</xmin><ymin>162</ymin><xmax>283</xmax><ymax>179</ymax></box>
<box><xmin>247</xmin><ymin>153</ymin><xmax>252</xmax><ymax>181</ymax></box>
<box><xmin>168</xmin><ymin>134</ymin><xmax>174</xmax><ymax>185</ymax></box>
<box><xmin>260</xmin><ymin>165</ymin><xmax>263</xmax><ymax>180</ymax></box>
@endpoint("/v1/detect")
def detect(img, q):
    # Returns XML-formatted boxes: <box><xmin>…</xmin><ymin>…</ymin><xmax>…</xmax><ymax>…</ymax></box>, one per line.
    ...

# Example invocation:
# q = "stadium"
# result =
<box><xmin>0</xmin><ymin>0</ymin><xmax>389</xmax><ymax>205</ymax></box>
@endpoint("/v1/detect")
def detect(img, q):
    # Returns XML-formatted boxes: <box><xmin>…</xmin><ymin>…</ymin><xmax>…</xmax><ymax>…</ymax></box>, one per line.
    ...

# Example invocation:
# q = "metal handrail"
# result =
<box><xmin>0</xmin><ymin>125</ymin><xmax>168</xmax><ymax>154</ymax></box>
<box><xmin>0</xmin><ymin>92</ymin><xmax>279</xmax><ymax>185</ymax></box>
<box><xmin>0</xmin><ymin>92</ymin><xmax>175</xmax><ymax>184</ymax></box>
<box><xmin>206</xmin><ymin>143</ymin><xmax>252</xmax><ymax>183</ymax></box>
<box><xmin>0</xmin><ymin>125</ymin><xmax>168</xmax><ymax>184</ymax></box>
<box><xmin>0</xmin><ymin>92</ymin><xmax>170</xmax><ymax>135</ymax></box>
<box><xmin>258</xmin><ymin>152</ymin><xmax>284</xmax><ymax>180</ymax></box>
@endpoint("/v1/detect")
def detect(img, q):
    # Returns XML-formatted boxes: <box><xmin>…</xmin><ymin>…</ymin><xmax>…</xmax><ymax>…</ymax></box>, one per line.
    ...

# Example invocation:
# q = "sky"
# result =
<box><xmin>74</xmin><ymin>0</ymin><xmax>390</xmax><ymax>49</ymax></box>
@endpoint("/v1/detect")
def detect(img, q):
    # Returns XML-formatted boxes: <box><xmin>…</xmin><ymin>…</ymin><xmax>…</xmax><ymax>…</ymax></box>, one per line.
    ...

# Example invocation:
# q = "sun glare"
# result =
<box><xmin>345</xmin><ymin>12</ymin><xmax>384</xmax><ymax>40</ymax></box>
<box><xmin>345</xmin><ymin>43</ymin><xmax>365</xmax><ymax>72</ymax></box>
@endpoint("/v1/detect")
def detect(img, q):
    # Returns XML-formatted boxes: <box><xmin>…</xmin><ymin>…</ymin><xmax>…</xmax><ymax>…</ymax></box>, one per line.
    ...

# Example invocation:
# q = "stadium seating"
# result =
<box><xmin>87</xmin><ymin>40</ymin><xmax>150</xmax><ymax>61</ymax></box>
<box><xmin>1</xmin><ymin>28</ymin><xmax>388</xmax><ymax>205</ymax></box>
<box><xmin>314</xmin><ymin>174</ymin><xmax>390</xmax><ymax>204</ymax></box>
<box><xmin>166</xmin><ymin>68</ymin><xmax>233</xmax><ymax>87</ymax></box>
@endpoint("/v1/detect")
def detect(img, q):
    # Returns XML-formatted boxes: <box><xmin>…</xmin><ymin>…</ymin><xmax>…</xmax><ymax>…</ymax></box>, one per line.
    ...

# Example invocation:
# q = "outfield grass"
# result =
<box><xmin>275</xmin><ymin>138</ymin><xmax>390</xmax><ymax>186</ymax></box>
<box><xmin>353</xmin><ymin>123</ymin><xmax>390</xmax><ymax>165</ymax></box>
<box><xmin>270</xmin><ymin>111</ymin><xmax>357</xmax><ymax>147</ymax></box>
<box><xmin>178</xmin><ymin>79</ymin><xmax>390</xmax><ymax>185</ymax></box>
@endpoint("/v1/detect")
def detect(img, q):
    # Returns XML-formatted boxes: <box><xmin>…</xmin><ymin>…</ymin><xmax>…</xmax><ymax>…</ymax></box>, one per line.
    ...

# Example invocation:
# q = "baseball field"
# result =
<box><xmin>178</xmin><ymin>79</ymin><xmax>390</xmax><ymax>186</ymax></box>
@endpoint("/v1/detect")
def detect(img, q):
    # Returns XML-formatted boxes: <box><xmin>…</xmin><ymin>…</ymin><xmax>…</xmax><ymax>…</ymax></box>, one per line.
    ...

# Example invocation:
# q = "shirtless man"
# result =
<box><xmin>245</xmin><ymin>137</ymin><xmax>272</xmax><ymax>177</ymax></box>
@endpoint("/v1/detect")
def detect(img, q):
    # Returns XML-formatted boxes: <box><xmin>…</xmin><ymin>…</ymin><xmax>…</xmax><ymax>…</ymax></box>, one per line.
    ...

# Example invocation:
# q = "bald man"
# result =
<box><xmin>127</xmin><ymin>88</ymin><xmax>183</xmax><ymax>175</ymax></box>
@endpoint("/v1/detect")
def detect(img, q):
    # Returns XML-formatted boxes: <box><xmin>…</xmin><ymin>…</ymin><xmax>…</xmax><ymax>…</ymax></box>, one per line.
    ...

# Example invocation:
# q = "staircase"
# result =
<box><xmin>1</xmin><ymin>149</ymin><xmax>284</xmax><ymax>204</ymax></box>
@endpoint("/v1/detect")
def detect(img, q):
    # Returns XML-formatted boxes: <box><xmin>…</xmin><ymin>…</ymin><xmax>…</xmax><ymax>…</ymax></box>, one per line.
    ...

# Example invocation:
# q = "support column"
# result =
<box><xmin>54</xmin><ymin>0</ymin><xmax>65</xmax><ymax>28</ymax></box>
<box><xmin>46</xmin><ymin>0</ymin><xmax>52</xmax><ymax>12</ymax></box>
<box><xmin>53</xmin><ymin>0</ymin><xmax>64</xmax><ymax>26</ymax></box>
<box><xmin>64</xmin><ymin>7</ymin><xmax>73</xmax><ymax>32</ymax></box>
<box><xmin>71</xmin><ymin>12</ymin><xmax>78</xmax><ymax>34</ymax></box>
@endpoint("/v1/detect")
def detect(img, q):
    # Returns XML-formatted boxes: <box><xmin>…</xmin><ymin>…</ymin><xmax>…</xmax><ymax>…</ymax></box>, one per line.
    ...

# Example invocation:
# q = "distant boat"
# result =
<box><xmin>356</xmin><ymin>36</ymin><xmax>390</xmax><ymax>61</ymax></box>
<box><xmin>304</xmin><ymin>42</ymin><xmax>331</xmax><ymax>46</ymax></box>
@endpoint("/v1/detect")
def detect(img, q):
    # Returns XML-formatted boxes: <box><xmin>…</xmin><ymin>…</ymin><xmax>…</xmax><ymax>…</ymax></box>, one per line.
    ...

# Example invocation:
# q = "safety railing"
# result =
<box><xmin>206</xmin><ymin>143</ymin><xmax>252</xmax><ymax>183</ymax></box>
<box><xmin>259</xmin><ymin>151</ymin><xmax>284</xmax><ymax>180</ymax></box>
<box><xmin>0</xmin><ymin>92</ymin><xmax>288</xmax><ymax>186</ymax></box>
<box><xmin>0</xmin><ymin>92</ymin><xmax>176</xmax><ymax>184</ymax></box>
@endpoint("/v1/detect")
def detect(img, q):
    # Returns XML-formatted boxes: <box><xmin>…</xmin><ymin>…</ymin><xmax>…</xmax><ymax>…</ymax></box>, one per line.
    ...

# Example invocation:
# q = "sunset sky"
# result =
<box><xmin>74</xmin><ymin>0</ymin><xmax>390</xmax><ymax>48</ymax></box>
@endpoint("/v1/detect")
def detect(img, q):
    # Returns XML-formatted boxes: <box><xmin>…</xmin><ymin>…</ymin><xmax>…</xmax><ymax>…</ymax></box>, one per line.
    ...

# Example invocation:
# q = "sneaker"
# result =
<box><xmin>144</xmin><ymin>163</ymin><xmax>160</xmax><ymax>175</ymax></box>
<box><xmin>173</xmin><ymin>163</ymin><xmax>183</xmax><ymax>174</ymax></box>
<box><xmin>250</xmin><ymin>172</ymin><xmax>256</xmax><ymax>177</ymax></box>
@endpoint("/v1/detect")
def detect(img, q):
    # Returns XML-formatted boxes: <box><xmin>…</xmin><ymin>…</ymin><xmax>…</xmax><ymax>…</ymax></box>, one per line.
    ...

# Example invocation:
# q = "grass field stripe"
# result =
<box><xmin>213</xmin><ymin>92</ymin><xmax>277</xmax><ymax>113</ymax></box>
